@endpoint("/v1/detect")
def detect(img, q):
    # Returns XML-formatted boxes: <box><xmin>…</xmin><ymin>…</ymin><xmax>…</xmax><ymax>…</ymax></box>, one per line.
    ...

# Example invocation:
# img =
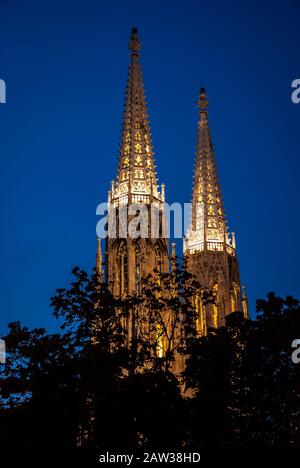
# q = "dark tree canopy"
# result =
<box><xmin>0</xmin><ymin>267</ymin><xmax>300</xmax><ymax>449</ymax></box>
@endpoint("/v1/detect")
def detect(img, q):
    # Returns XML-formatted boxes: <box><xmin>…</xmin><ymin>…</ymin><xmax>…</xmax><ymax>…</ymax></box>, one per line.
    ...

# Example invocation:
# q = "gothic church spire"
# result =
<box><xmin>111</xmin><ymin>27</ymin><xmax>161</xmax><ymax>205</ymax></box>
<box><xmin>184</xmin><ymin>87</ymin><xmax>235</xmax><ymax>254</ymax></box>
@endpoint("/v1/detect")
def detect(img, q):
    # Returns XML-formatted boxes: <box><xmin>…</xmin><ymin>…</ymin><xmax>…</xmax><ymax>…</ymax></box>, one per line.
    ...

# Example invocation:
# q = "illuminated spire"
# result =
<box><xmin>184</xmin><ymin>87</ymin><xmax>235</xmax><ymax>255</ymax></box>
<box><xmin>96</xmin><ymin>238</ymin><xmax>103</xmax><ymax>280</ymax></box>
<box><xmin>112</xmin><ymin>28</ymin><xmax>161</xmax><ymax>205</ymax></box>
<box><xmin>242</xmin><ymin>285</ymin><xmax>249</xmax><ymax>319</ymax></box>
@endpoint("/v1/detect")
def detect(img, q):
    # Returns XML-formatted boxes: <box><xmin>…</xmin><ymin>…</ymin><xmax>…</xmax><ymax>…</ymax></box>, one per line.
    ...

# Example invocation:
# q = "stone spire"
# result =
<box><xmin>184</xmin><ymin>87</ymin><xmax>235</xmax><ymax>255</ymax></box>
<box><xmin>242</xmin><ymin>285</ymin><xmax>249</xmax><ymax>319</ymax></box>
<box><xmin>96</xmin><ymin>237</ymin><xmax>103</xmax><ymax>280</ymax></box>
<box><xmin>111</xmin><ymin>27</ymin><xmax>162</xmax><ymax>206</ymax></box>
<box><xmin>184</xmin><ymin>87</ymin><xmax>243</xmax><ymax>331</ymax></box>
<box><xmin>105</xmin><ymin>28</ymin><xmax>169</xmax><ymax>300</ymax></box>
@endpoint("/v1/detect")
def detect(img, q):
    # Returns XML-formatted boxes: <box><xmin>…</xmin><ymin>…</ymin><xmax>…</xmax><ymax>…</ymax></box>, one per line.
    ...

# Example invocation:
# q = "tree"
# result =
<box><xmin>1</xmin><ymin>263</ymin><xmax>300</xmax><ymax>449</ymax></box>
<box><xmin>0</xmin><ymin>266</ymin><xmax>185</xmax><ymax>449</ymax></box>
<box><xmin>0</xmin><ymin>321</ymin><xmax>79</xmax><ymax>446</ymax></box>
<box><xmin>183</xmin><ymin>294</ymin><xmax>300</xmax><ymax>448</ymax></box>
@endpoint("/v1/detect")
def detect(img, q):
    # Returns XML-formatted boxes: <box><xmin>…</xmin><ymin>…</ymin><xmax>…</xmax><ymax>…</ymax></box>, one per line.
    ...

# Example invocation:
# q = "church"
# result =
<box><xmin>97</xmin><ymin>27</ymin><xmax>248</xmax><ymax>347</ymax></box>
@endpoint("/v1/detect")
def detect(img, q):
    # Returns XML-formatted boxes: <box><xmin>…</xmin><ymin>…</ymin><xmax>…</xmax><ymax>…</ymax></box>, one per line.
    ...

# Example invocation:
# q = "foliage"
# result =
<box><xmin>0</xmin><ymin>265</ymin><xmax>300</xmax><ymax>448</ymax></box>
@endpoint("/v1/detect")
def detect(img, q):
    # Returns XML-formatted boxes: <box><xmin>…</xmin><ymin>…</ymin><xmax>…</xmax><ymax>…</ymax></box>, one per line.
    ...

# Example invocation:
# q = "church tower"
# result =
<box><xmin>184</xmin><ymin>88</ymin><xmax>248</xmax><ymax>333</ymax></box>
<box><xmin>105</xmin><ymin>28</ymin><xmax>169</xmax><ymax>299</ymax></box>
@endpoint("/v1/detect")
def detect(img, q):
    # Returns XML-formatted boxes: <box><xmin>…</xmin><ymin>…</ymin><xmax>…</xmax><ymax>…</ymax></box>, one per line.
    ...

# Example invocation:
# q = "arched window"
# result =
<box><xmin>156</xmin><ymin>323</ymin><xmax>164</xmax><ymax>358</ymax></box>
<box><xmin>195</xmin><ymin>293</ymin><xmax>206</xmax><ymax>336</ymax></box>
<box><xmin>230</xmin><ymin>294</ymin><xmax>236</xmax><ymax>312</ymax></box>
<box><xmin>231</xmin><ymin>283</ymin><xmax>239</xmax><ymax>312</ymax></box>
<box><xmin>119</xmin><ymin>246</ymin><xmax>128</xmax><ymax>297</ymax></box>
<box><xmin>212</xmin><ymin>284</ymin><xmax>219</xmax><ymax>328</ymax></box>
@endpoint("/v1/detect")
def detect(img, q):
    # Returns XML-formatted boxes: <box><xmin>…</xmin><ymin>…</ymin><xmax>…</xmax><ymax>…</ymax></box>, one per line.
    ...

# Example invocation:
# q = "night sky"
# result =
<box><xmin>0</xmin><ymin>0</ymin><xmax>299</xmax><ymax>331</ymax></box>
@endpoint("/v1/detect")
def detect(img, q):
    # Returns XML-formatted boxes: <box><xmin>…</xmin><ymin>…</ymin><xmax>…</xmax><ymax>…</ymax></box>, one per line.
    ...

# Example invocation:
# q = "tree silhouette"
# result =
<box><xmin>183</xmin><ymin>294</ymin><xmax>300</xmax><ymax>447</ymax></box>
<box><xmin>0</xmin><ymin>266</ymin><xmax>299</xmax><ymax>448</ymax></box>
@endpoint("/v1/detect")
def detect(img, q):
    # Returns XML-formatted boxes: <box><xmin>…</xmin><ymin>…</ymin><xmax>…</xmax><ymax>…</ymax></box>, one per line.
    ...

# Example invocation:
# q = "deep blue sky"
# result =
<box><xmin>0</xmin><ymin>0</ymin><xmax>299</xmax><ymax>331</ymax></box>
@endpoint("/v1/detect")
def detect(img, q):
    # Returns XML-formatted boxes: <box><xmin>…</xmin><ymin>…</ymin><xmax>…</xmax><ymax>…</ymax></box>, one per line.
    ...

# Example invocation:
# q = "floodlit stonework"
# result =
<box><xmin>104</xmin><ymin>28</ymin><xmax>169</xmax><ymax>304</ymax></box>
<box><xmin>184</xmin><ymin>87</ymin><xmax>248</xmax><ymax>333</ymax></box>
<box><xmin>97</xmin><ymin>28</ymin><xmax>248</xmax><ymax>355</ymax></box>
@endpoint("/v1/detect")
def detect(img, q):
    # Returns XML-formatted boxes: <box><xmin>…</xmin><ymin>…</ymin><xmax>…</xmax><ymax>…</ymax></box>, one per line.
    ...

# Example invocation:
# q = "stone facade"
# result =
<box><xmin>98</xmin><ymin>29</ymin><xmax>248</xmax><ymax>352</ymax></box>
<box><xmin>184</xmin><ymin>88</ymin><xmax>248</xmax><ymax>333</ymax></box>
<box><xmin>104</xmin><ymin>28</ymin><xmax>169</xmax><ymax>305</ymax></box>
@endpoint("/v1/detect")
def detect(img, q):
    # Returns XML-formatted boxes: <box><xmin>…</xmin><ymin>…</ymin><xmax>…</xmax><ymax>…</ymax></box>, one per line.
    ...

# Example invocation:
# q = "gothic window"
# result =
<box><xmin>145</xmin><ymin>145</ymin><xmax>150</xmax><ymax>154</ymax></box>
<box><xmin>156</xmin><ymin>323</ymin><xmax>164</xmax><ymax>358</ymax></box>
<box><xmin>124</xmin><ymin>144</ymin><xmax>130</xmax><ymax>155</ymax></box>
<box><xmin>231</xmin><ymin>283</ymin><xmax>239</xmax><ymax>312</ymax></box>
<box><xmin>135</xmin><ymin>143</ymin><xmax>142</xmax><ymax>153</ymax></box>
<box><xmin>135</xmin><ymin>247</ymin><xmax>141</xmax><ymax>294</ymax></box>
<box><xmin>208</xmin><ymin>194</ymin><xmax>214</xmax><ymax>204</ymax></box>
<box><xmin>135</xmin><ymin>131</ymin><xmax>141</xmax><ymax>141</ymax></box>
<box><xmin>119</xmin><ymin>246</ymin><xmax>128</xmax><ymax>297</ymax></box>
<box><xmin>120</xmin><ymin>182</ymin><xmax>128</xmax><ymax>194</ymax></box>
<box><xmin>135</xmin><ymin>155</ymin><xmax>142</xmax><ymax>166</ymax></box>
<box><xmin>118</xmin><ymin>255</ymin><xmax>122</xmax><ymax>296</ymax></box>
<box><xmin>212</xmin><ymin>284</ymin><xmax>218</xmax><ymax>328</ymax></box>
<box><xmin>146</xmin><ymin>158</ymin><xmax>151</xmax><ymax>168</ymax></box>
<box><xmin>230</xmin><ymin>294</ymin><xmax>235</xmax><ymax>313</ymax></box>
<box><xmin>195</xmin><ymin>293</ymin><xmax>206</xmax><ymax>336</ymax></box>
<box><xmin>125</xmin><ymin>132</ymin><xmax>130</xmax><ymax>143</ymax></box>
<box><xmin>208</xmin><ymin>206</ymin><xmax>215</xmax><ymax>216</ymax></box>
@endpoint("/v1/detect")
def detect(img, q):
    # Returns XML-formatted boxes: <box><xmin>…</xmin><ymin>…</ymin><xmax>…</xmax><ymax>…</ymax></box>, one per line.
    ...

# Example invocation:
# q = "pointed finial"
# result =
<box><xmin>197</xmin><ymin>86</ymin><xmax>208</xmax><ymax>111</ymax></box>
<box><xmin>96</xmin><ymin>237</ymin><xmax>103</xmax><ymax>278</ymax></box>
<box><xmin>128</xmin><ymin>27</ymin><xmax>141</xmax><ymax>57</ymax></box>
<box><xmin>242</xmin><ymin>285</ymin><xmax>249</xmax><ymax>319</ymax></box>
<box><xmin>111</xmin><ymin>179</ymin><xmax>115</xmax><ymax>195</ymax></box>
<box><xmin>231</xmin><ymin>231</ymin><xmax>236</xmax><ymax>249</ymax></box>
<box><xmin>171</xmin><ymin>242</ymin><xmax>176</xmax><ymax>257</ymax></box>
<box><xmin>161</xmin><ymin>183</ymin><xmax>165</xmax><ymax>202</ymax></box>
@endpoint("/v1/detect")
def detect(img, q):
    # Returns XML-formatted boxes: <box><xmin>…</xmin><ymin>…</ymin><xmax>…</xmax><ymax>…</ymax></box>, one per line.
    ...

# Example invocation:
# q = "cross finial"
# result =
<box><xmin>171</xmin><ymin>242</ymin><xmax>176</xmax><ymax>257</ymax></box>
<box><xmin>129</xmin><ymin>27</ymin><xmax>141</xmax><ymax>57</ymax></box>
<box><xmin>197</xmin><ymin>86</ymin><xmax>208</xmax><ymax>111</ymax></box>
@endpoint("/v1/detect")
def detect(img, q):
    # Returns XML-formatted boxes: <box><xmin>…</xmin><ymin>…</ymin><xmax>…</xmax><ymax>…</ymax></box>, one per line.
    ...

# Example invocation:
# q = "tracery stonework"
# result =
<box><xmin>104</xmin><ymin>28</ymin><xmax>169</xmax><ymax>307</ymax></box>
<box><xmin>183</xmin><ymin>87</ymin><xmax>248</xmax><ymax>334</ymax></box>
<box><xmin>96</xmin><ymin>28</ymin><xmax>248</xmax><ymax>360</ymax></box>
